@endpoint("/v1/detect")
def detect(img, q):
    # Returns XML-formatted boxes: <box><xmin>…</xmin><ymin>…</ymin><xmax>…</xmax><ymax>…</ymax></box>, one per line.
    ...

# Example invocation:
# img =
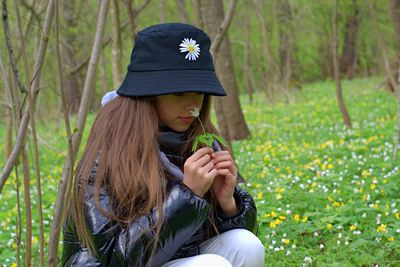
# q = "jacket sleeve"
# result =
<box><xmin>85</xmin><ymin>182</ymin><xmax>211</xmax><ymax>267</ymax></box>
<box><xmin>215</xmin><ymin>186</ymin><xmax>258</xmax><ymax>234</ymax></box>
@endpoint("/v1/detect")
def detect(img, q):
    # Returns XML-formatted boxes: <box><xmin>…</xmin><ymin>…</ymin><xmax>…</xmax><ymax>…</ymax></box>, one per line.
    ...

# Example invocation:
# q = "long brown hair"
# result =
<box><xmin>69</xmin><ymin>94</ymin><xmax>228</xmax><ymax>259</ymax></box>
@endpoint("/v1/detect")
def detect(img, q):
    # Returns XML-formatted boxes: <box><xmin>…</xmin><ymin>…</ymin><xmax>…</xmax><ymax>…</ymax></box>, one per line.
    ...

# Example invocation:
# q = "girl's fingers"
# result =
<box><xmin>193</xmin><ymin>154</ymin><xmax>212</xmax><ymax>168</ymax></box>
<box><xmin>216</xmin><ymin>169</ymin><xmax>231</xmax><ymax>177</ymax></box>
<box><xmin>201</xmin><ymin>161</ymin><xmax>215</xmax><ymax>173</ymax></box>
<box><xmin>214</xmin><ymin>160</ymin><xmax>233</xmax><ymax>170</ymax></box>
<box><xmin>187</xmin><ymin>147</ymin><xmax>214</xmax><ymax>163</ymax></box>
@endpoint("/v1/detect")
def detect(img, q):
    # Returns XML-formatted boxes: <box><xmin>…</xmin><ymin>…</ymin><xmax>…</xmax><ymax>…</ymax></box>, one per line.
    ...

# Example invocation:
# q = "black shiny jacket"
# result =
<box><xmin>61</xmin><ymin>127</ymin><xmax>258</xmax><ymax>266</ymax></box>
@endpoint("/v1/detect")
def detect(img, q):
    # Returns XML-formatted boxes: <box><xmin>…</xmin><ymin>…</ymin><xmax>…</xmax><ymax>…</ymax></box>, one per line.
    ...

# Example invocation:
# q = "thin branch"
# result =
<box><xmin>47</xmin><ymin>0</ymin><xmax>111</xmax><ymax>264</ymax></box>
<box><xmin>2</xmin><ymin>0</ymin><xmax>26</xmax><ymax>93</ymax></box>
<box><xmin>210</xmin><ymin>0</ymin><xmax>238</xmax><ymax>55</ymax></box>
<box><xmin>70</xmin><ymin>19</ymin><xmax>129</xmax><ymax>74</ymax></box>
<box><xmin>137</xmin><ymin>0</ymin><xmax>152</xmax><ymax>14</ymax></box>
<box><xmin>0</xmin><ymin>0</ymin><xmax>55</xmax><ymax>193</ymax></box>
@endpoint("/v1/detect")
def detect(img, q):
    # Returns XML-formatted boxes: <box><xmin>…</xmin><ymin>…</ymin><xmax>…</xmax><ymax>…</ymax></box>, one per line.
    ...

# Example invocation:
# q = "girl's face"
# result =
<box><xmin>155</xmin><ymin>93</ymin><xmax>204</xmax><ymax>132</ymax></box>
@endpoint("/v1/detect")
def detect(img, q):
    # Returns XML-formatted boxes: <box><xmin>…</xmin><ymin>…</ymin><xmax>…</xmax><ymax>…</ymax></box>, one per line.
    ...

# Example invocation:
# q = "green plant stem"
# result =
<box><xmin>197</xmin><ymin>117</ymin><xmax>206</xmax><ymax>135</ymax></box>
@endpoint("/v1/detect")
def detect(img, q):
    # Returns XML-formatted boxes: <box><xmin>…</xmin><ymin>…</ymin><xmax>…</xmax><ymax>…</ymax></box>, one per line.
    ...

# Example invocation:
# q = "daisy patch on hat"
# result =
<box><xmin>179</xmin><ymin>38</ymin><xmax>200</xmax><ymax>61</ymax></box>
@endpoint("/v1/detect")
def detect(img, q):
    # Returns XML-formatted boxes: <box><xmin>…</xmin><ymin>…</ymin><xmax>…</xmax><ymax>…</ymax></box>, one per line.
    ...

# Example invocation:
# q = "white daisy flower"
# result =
<box><xmin>180</xmin><ymin>38</ymin><xmax>200</xmax><ymax>61</ymax></box>
<box><xmin>190</xmin><ymin>107</ymin><xmax>200</xmax><ymax>118</ymax></box>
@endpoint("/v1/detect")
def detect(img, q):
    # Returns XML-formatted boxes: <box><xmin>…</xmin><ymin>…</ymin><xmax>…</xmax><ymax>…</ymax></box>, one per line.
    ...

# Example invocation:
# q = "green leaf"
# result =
<box><xmin>192</xmin><ymin>137</ymin><xmax>199</xmax><ymax>152</ymax></box>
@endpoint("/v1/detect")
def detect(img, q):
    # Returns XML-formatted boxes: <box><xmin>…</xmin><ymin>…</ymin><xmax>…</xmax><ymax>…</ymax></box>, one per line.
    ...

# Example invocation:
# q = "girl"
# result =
<box><xmin>62</xmin><ymin>23</ymin><xmax>264</xmax><ymax>267</ymax></box>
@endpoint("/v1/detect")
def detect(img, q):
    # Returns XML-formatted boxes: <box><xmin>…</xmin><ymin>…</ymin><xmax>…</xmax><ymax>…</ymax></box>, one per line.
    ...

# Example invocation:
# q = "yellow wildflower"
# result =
<box><xmin>269</xmin><ymin>221</ymin><xmax>277</xmax><ymax>228</ymax></box>
<box><xmin>256</xmin><ymin>192</ymin><xmax>263</xmax><ymax>200</ymax></box>
<box><xmin>388</xmin><ymin>236</ymin><xmax>395</xmax><ymax>242</ymax></box>
<box><xmin>263</xmin><ymin>213</ymin><xmax>271</xmax><ymax>218</ymax></box>
<box><xmin>377</xmin><ymin>224</ymin><xmax>387</xmax><ymax>233</ymax></box>
<box><xmin>349</xmin><ymin>225</ymin><xmax>357</xmax><ymax>231</ymax></box>
<box><xmin>271</xmin><ymin>211</ymin><xmax>277</xmax><ymax>217</ymax></box>
<box><xmin>370</xmin><ymin>184</ymin><xmax>376</xmax><ymax>190</ymax></box>
<box><xmin>327</xmin><ymin>163</ymin><xmax>334</xmax><ymax>169</ymax></box>
<box><xmin>333</xmin><ymin>201</ymin><xmax>343</xmax><ymax>207</ymax></box>
<box><xmin>294</xmin><ymin>214</ymin><xmax>300</xmax><ymax>221</ymax></box>
<box><xmin>302</xmin><ymin>216</ymin><xmax>308</xmax><ymax>222</ymax></box>
<box><xmin>282</xmin><ymin>239</ymin><xmax>290</xmax><ymax>245</ymax></box>
<box><xmin>395</xmin><ymin>213</ymin><xmax>400</xmax><ymax>220</ymax></box>
<box><xmin>326</xmin><ymin>224</ymin><xmax>333</xmax><ymax>230</ymax></box>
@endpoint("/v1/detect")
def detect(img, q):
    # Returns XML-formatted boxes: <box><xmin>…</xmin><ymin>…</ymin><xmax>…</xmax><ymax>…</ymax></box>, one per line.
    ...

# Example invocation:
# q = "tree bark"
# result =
<box><xmin>159</xmin><ymin>0</ymin><xmax>166</xmax><ymax>23</ymax></box>
<box><xmin>62</xmin><ymin>0</ymin><xmax>81</xmax><ymax>113</ymax></box>
<box><xmin>251</xmin><ymin>0</ymin><xmax>276</xmax><ymax>102</ymax></box>
<box><xmin>198</xmin><ymin>0</ymin><xmax>249</xmax><ymax>140</ymax></box>
<box><xmin>277</xmin><ymin>0</ymin><xmax>294</xmax><ymax>102</ymax></box>
<box><xmin>333</xmin><ymin>0</ymin><xmax>352</xmax><ymax>128</ymax></box>
<box><xmin>390</xmin><ymin>0</ymin><xmax>400</xmax><ymax>47</ymax></box>
<box><xmin>243</xmin><ymin>0</ymin><xmax>254</xmax><ymax>103</ymax></box>
<box><xmin>339</xmin><ymin>0</ymin><xmax>359</xmax><ymax>79</ymax></box>
<box><xmin>110</xmin><ymin>0</ymin><xmax>123</xmax><ymax>87</ymax></box>
<box><xmin>0</xmin><ymin>0</ymin><xmax>55</xmax><ymax>193</ymax></box>
<box><xmin>177</xmin><ymin>0</ymin><xmax>189</xmax><ymax>23</ymax></box>
<box><xmin>47</xmin><ymin>0</ymin><xmax>110</xmax><ymax>265</ymax></box>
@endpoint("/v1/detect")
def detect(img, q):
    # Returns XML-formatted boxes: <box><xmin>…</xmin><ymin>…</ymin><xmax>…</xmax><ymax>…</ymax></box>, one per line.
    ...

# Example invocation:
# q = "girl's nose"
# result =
<box><xmin>184</xmin><ymin>93</ymin><xmax>204</xmax><ymax>109</ymax></box>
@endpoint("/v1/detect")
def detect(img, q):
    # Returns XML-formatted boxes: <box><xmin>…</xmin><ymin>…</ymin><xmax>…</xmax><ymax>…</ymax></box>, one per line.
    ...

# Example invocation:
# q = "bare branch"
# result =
<box><xmin>210</xmin><ymin>0</ymin><xmax>238</xmax><ymax>55</ymax></box>
<box><xmin>137</xmin><ymin>0</ymin><xmax>152</xmax><ymax>14</ymax></box>
<box><xmin>0</xmin><ymin>0</ymin><xmax>55</xmax><ymax>193</ymax></box>
<box><xmin>47</xmin><ymin>0</ymin><xmax>111</xmax><ymax>264</ymax></box>
<box><xmin>70</xmin><ymin>19</ymin><xmax>130</xmax><ymax>74</ymax></box>
<box><xmin>2</xmin><ymin>0</ymin><xmax>26</xmax><ymax>92</ymax></box>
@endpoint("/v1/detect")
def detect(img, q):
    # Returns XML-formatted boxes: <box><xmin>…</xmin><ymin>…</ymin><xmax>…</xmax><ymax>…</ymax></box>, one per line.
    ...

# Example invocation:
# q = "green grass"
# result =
<box><xmin>1</xmin><ymin>77</ymin><xmax>400</xmax><ymax>266</ymax></box>
<box><xmin>234</xmin><ymin>77</ymin><xmax>400</xmax><ymax>266</ymax></box>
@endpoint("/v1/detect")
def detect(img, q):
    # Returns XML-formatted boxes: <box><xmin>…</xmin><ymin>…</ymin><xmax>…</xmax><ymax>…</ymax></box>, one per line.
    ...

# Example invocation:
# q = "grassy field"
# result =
<box><xmin>1</xmin><ymin>77</ymin><xmax>400</xmax><ymax>266</ymax></box>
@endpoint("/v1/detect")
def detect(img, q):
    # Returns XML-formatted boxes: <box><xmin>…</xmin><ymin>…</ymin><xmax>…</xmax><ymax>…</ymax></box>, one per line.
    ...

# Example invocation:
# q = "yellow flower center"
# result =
<box><xmin>188</xmin><ymin>45</ymin><xmax>195</xmax><ymax>53</ymax></box>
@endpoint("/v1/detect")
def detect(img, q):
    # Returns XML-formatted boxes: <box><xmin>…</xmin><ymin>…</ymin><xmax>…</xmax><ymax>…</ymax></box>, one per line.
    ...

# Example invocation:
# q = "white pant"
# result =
<box><xmin>162</xmin><ymin>229</ymin><xmax>265</xmax><ymax>267</ymax></box>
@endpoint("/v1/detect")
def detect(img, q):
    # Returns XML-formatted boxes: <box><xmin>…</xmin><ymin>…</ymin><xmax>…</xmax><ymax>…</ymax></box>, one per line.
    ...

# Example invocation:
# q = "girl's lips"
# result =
<box><xmin>179</xmin><ymin>117</ymin><xmax>194</xmax><ymax>123</ymax></box>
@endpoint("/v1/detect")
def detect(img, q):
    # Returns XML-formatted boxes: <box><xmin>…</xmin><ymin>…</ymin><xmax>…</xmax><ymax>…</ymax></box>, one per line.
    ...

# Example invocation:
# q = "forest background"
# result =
<box><xmin>1</xmin><ymin>0</ymin><xmax>400</xmax><ymax>266</ymax></box>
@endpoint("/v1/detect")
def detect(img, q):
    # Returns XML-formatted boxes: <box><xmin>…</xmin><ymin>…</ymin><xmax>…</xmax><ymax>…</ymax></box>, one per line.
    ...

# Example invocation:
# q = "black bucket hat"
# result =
<box><xmin>116</xmin><ymin>23</ymin><xmax>227</xmax><ymax>97</ymax></box>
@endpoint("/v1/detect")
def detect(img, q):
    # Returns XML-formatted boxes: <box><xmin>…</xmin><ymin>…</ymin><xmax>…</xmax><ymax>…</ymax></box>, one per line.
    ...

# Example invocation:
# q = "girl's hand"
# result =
<box><xmin>211</xmin><ymin>151</ymin><xmax>238</xmax><ymax>216</ymax></box>
<box><xmin>183</xmin><ymin>147</ymin><xmax>217</xmax><ymax>197</ymax></box>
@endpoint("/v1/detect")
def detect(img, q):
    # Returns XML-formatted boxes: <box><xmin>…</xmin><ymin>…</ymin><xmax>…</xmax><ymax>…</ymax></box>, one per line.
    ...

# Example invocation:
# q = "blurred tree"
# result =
<box><xmin>277</xmin><ymin>0</ymin><xmax>294</xmax><ymax>102</ymax></box>
<box><xmin>243</xmin><ymin>0</ymin><xmax>255</xmax><ymax>103</ymax></box>
<box><xmin>340</xmin><ymin>0</ymin><xmax>360</xmax><ymax>79</ymax></box>
<box><xmin>62</xmin><ymin>0</ymin><xmax>82</xmax><ymax>113</ymax></box>
<box><xmin>110</xmin><ymin>0</ymin><xmax>123</xmax><ymax>87</ymax></box>
<box><xmin>197</xmin><ymin>0</ymin><xmax>249</xmax><ymax>141</ymax></box>
<box><xmin>251</xmin><ymin>0</ymin><xmax>276</xmax><ymax>102</ymax></box>
<box><xmin>333</xmin><ymin>0</ymin><xmax>352</xmax><ymax>128</ymax></box>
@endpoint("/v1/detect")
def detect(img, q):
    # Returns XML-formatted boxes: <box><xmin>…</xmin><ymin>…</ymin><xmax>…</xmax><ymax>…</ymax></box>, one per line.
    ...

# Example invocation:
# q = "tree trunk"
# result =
<box><xmin>160</xmin><ymin>0</ymin><xmax>166</xmax><ymax>23</ymax></box>
<box><xmin>340</xmin><ymin>0</ymin><xmax>359</xmax><ymax>79</ymax></box>
<box><xmin>243</xmin><ymin>0</ymin><xmax>254</xmax><ymax>103</ymax></box>
<box><xmin>333</xmin><ymin>0</ymin><xmax>352</xmax><ymax>128</ymax></box>
<box><xmin>47</xmin><ymin>0</ymin><xmax>111</xmax><ymax>265</ymax></box>
<box><xmin>198</xmin><ymin>0</ymin><xmax>250</xmax><ymax>140</ymax></box>
<box><xmin>277</xmin><ymin>0</ymin><xmax>294</xmax><ymax>102</ymax></box>
<box><xmin>62</xmin><ymin>0</ymin><xmax>81</xmax><ymax>113</ymax></box>
<box><xmin>177</xmin><ymin>0</ymin><xmax>189</xmax><ymax>23</ymax></box>
<box><xmin>100</xmin><ymin>52</ymin><xmax>110</xmax><ymax>93</ymax></box>
<box><xmin>252</xmin><ymin>0</ymin><xmax>276</xmax><ymax>102</ymax></box>
<box><xmin>390</xmin><ymin>0</ymin><xmax>400</xmax><ymax>47</ymax></box>
<box><xmin>124</xmin><ymin>0</ymin><xmax>138</xmax><ymax>42</ymax></box>
<box><xmin>110</xmin><ymin>0</ymin><xmax>123</xmax><ymax>87</ymax></box>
